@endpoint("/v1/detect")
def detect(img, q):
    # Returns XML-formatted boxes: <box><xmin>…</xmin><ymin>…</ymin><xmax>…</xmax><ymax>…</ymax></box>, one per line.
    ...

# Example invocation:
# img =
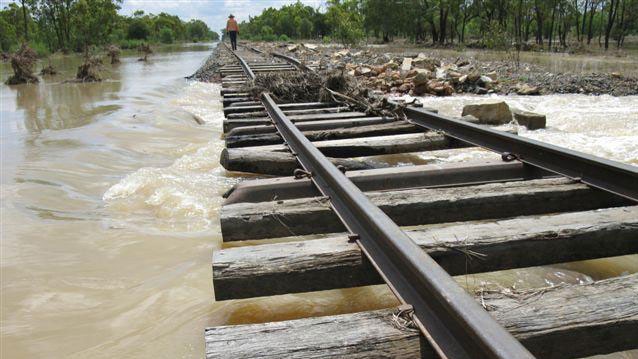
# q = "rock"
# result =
<box><xmin>406</xmin><ymin>69</ymin><xmax>418</xmax><ymax>78</ymax></box>
<box><xmin>475</xmin><ymin>87</ymin><xmax>488</xmax><ymax>95</ymax></box>
<box><xmin>479</xmin><ymin>75</ymin><xmax>493</xmax><ymax>86</ymax></box>
<box><xmin>467</xmin><ymin>72</ymin><xmax>481</xmax><ymax>83</ymax></box>
<box><xmin>515</xmin><ymin>83</ymin><xmax>540</xmax><ymax>95</ymax></box>
<box><xmin>512</xmin><ymin>109</ymin><xmax>546</xmax><ymax>130</ymax></box>
<box><xmin>287</xmin><ymin>44</ymin><xmax>299</xmax><ymax>52</ymax></box>
<box><xmin>384</xmin><ymin>62</ymin><xmax>399</xmax><ymax>70</ymax></box>
<box><xmin>417</xmin><ymin>52</ymin><xmax>427</xmax><ymax>59</ymax></box>
<box><xmin>413</xmin><ymin>84</ymin><xmax>428</xmax><ymax>96</ymax></box>
<box><xmin>458</xmin><ymin>75</ymin><xmax>468</xmax><ymax>84</ymax></box>
<box><xmin>371</xmin><ymin>66</ymin><xmax>385</xmax><ymax>76</ymax></box>
<box><xmin>448</xmin><ymin>71</ymin><xmax>462</xmax><ymax>79</ymax></box>
<box><xmin>611</xmin><ymin>72</ymin><xmax>622</xmax><ymax>79</ymax></box>
<box><xmin>413</xmin><ymin>57</ymin><xmax>439</xmax><ymax>71</ymax></box>
<box><xmin>400</xmin><ymin>57</ymin><xmax>412</xmax><ymax>73</ymax></box>
<box><xmin>485</xmin><ymin>71</ymin><xmax>498</xmax><ymax>81</ymax></box>
<box><xmin>398</xmin><ymin>83</ymin><xmax>411</xmax><ymax>92</ymax></box>
<box><xmin>303</xmin><ymin>43</ymin><xmax>318</xmax><ymax>51</ymax></box>
<box><xmin>428</xmin><ymin>80</ymin><xmax>454</xmax><ymax>96</ymax></box>
<box><xmin>461</xmin><ymin>101</ymin><xmax>512</xmax><ymax>125</ymax></box>
<box><xmin>355</xmin><ymin>66</ymin><xmax>372</xmax><ymax>77</ymax></box>
<box><xmin>347</xmin><ymin>69</ymin><xmax>355</xmax><ymax>76</ymax></box>
<box><xmin>461</xmin><ymin>115</ymin><xmax>480</xmax><ymax>123</ymax></box>
<box><xmin>413</xmin><ymin>72</ymin><xmax>430</xmax><ymax>86</ymax></box>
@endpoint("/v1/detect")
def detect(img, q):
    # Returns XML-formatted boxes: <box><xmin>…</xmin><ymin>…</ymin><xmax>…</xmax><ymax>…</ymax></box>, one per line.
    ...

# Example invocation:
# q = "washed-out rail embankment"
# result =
<box><xmin>205</xmin><ymin>42</ymin><xmax>638</xmax><ymax>359</ymax></box>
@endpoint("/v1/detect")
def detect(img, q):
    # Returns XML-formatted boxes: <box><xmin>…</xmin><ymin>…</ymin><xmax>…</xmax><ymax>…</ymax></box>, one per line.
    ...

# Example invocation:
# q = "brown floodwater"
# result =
<box><xmin>1</xmin><ymin>44</ymin><xmax>637</xmax><ymax>358</ymax></box>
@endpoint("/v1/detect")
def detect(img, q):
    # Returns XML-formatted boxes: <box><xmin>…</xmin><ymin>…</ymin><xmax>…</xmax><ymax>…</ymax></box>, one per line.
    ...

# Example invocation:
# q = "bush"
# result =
<box><xmin>30</xmin><ymin>42</ymin><xmax>50</xmax><ymax>57</ymax></box>
<box><xmin>127</xmin><ymin>19</ymin><xmax>150</xmax><ymax>40</ymax></box>
<box><xmin>263</xmin><ymin>34</ymin><xmax>277</xmax><ymax>42</ymax></box>
<box><xmin>261</xmin><ymin>25</ymin><xmax>274</xmax><ymax>36</ymax></box>
<box><xmin>322</xmin><ymin>35</ymin><xmax>332</xmax><ymax>44</ymax></box>
<box><xmin>159</xmin><ymin>27</ymin><xmax>174</xmax><ymax>44</ymax></box>
<box><xmin>278</xmin><ymin>34</ymin><xmax>290</xmax><ymax>42</ymax></box>
<box><xmin>117</xmin><ymin>39</ymin><xmax>144</xmax><ymax>49</ymax></box>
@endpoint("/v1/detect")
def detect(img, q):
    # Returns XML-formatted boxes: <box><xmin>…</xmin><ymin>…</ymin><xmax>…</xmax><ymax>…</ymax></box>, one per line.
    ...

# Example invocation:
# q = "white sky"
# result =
<box><xmin>119</xmin><ymin>0</ymin><xmax>325</xmax><ymax>34</ymax></box>
<box><xmin>0</xmin><ymin>0</ymin><xmax>325</xmax><ymax>35</ymax></box>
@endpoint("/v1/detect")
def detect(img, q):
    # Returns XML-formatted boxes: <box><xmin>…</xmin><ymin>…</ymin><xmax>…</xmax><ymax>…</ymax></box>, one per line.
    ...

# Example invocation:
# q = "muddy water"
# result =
<box><xmin>1</xmin><ymin>45</ymin><xmax>637</xmax><ymax>358</ymax></box>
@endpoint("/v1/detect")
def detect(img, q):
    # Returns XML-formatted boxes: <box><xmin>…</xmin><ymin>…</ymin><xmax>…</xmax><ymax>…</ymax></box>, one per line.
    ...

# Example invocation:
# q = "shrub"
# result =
<box><xmin>117</xmin><ymin>39</ymin><xmax>144</xmax><ymax>49</ymax></box>
<box><xmin>263</xmin><ymin>34</ymin><xmax>277</xmax><ymax>42</ymax></box>
<box><xmin>261</xmin><ymin>25</ymin><xmax>274</xmax><ymax>36</ymax></box>
<box><xmin>322</xmin><ymin>35</ymin><xmax>332</xmax><ymax>44</ymax></box>
<box><xmin>30</xmin><ymin>42</ymin><xmax>50</xmax><ymax>57</ymax></box>
<box><xmin>159</xmin><ymin>27</ymin><xmax>174</xmax><ymax>44</ymax></box>
<box><xmin>127</xmin><ymin>19</ymin><xmax>150</xmax><ymax>40</ymax></box>
<box><xmin>278</xmin><ymin>34</ymin><xmax>290</xmax><ymax>42</ymax></box>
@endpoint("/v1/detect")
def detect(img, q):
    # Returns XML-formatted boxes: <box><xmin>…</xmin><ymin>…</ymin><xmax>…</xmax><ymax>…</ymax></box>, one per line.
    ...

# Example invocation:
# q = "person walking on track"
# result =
<box><xmin>226</xmin><ymin>14</ymin><xmax>239</xmax><ymax>51</ymax></box>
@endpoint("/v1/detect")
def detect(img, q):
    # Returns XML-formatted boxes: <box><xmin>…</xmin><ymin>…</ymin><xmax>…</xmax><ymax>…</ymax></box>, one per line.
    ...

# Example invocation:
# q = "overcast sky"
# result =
<box><xmin>119</xmin><ymin>0</ymin><xmax>325</xmax><ymax>34</ymax></box>
<box><xmin>0</xmin><ymin>0</ymin><xmax>325</xmax><ymax>34</ymax></box>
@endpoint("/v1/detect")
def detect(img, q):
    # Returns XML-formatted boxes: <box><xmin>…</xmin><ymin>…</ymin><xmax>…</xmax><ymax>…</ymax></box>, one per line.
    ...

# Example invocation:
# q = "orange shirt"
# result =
<box><xmin>226</xmin><ymin>19</ymin><xmax>239</xmax><ymax>32</ymax></box>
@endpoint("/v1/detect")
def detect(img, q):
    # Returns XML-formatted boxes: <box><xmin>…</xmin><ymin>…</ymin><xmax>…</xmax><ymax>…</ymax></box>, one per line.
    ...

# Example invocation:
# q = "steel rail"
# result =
<box><xmin>271</xmin><ymin>51</ymin><xmax>312</xmax><ymax>71</ymax></box>
<box><xmin>260</xmin><ymin>92</ymin><xmax>534</xmax><ymax>359</ymax></box>
<box><xmin>225</xmin><ymin>43</ymin><xmax>256</xmax><ymax>81</ymax></box>
<box><xmin>264</xmin><ymin>45</ymin><xmax>637</xmax><ymax>202</ymax></box>
<box><xmin>404</xmin><ymin>107</ymin><xmax>638</xmax><ymax>202</ymax></box>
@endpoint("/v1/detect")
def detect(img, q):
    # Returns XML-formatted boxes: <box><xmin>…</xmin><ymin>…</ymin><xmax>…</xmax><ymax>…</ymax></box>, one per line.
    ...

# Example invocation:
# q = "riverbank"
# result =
<box><xmin>226</xmin><ymin>41</ymin><xmax>638</xmax><ymax>97</ymax></box>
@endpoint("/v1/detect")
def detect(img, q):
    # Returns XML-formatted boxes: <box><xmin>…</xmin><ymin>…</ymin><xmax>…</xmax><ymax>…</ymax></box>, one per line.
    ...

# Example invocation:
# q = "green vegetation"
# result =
<box><xmin>0</xmin><ymin>0</ymin><xmax>219</xmax><ymax>55</ymax></box>
<box><xmin>237</xmin><ymin>0</ymin><xmax>638</xmax><ymax>50</ymax></box>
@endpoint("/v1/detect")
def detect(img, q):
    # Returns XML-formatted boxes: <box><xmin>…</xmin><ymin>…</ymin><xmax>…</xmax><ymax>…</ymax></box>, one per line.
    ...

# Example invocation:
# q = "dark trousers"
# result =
<box><xmin>229</xmin><ymin>31</ymin><xmax>237</xmax><ymax>50</ymax></box>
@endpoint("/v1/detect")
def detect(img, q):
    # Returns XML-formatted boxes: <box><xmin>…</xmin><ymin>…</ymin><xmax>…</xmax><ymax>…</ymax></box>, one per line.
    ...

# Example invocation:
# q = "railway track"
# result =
<box><xmin>205</xmin><ymin>43</ymin><xmax>638</xmax><ymax>358</ymax></box>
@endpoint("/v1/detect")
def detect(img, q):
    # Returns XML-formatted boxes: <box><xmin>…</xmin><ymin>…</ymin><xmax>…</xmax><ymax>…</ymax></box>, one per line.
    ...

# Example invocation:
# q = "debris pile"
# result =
<box><xmin>5</xmin><ymin>44</ymin><xmax>39</xmax><ymax>85</ymax></box>
<box><xmin>107</xmin><ymin>44</ymin><xmax>121</xmax><ymax>64</ymax></box>
<box><xmin>76</xmin><ymin>55</ymin><xmax>102</xmax><ymax>82</ymax></box>
<box><xmin>40</xmin><ymin>64</ymin><xmax>57</xmax><ymax>75</ymax></box>
<box><xmin>249</xmin><ymin>42</ymin><xmax>638</xmax><ymax>97</ymax></box>
<box><xmin>138</xmin><ymin>43</ymin><xmax>153</xmax><ymax>62</ymax></box>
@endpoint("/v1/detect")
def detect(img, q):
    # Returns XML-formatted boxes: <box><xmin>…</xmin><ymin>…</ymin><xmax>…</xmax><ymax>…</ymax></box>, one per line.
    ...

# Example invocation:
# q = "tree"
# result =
<box><xmin>128</xmin><ymin>18</ymin><xmax>150</xmax><ymax>39</ymax></box>
<box><xmin>159</xmin><ymin>27</ymin><xmax>173</xmax><ymax>43</ymax></box>
<box><xmin>299</xmin><ymin>17</ymin><xmax>313</xmax><ymax>38</ymax></box>
<box><xmin>186</xmin><ymin>19</ymin><xmax>211</xmax><ymax>41</ymax></box>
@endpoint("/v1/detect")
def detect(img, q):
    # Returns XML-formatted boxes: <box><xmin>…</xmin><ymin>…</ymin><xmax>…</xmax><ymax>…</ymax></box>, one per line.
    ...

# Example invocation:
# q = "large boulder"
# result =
<box><xmin>512</xmin><ymin>109</ymin><xmax>546</xmax><ymax>130</ymax></box>
<box><xmin>461</xmin><ymin>101</ymin><xmax>512</xmax><ymax>125</ymax></box>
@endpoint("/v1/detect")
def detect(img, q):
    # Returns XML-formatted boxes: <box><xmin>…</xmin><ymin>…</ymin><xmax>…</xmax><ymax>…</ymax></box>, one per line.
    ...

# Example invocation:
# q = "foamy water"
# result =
<box><xmin>414</xmin><ymin>94</ymin><xmax>638</xmax><ymax>165</ymax></box>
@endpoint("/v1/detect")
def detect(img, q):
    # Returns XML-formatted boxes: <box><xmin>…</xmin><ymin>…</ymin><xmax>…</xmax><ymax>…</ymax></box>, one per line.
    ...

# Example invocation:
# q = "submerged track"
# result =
<box><xmin>206</xmin><ymin>42</ymin><xmax>638</xmax><ymax>359</ymax></box>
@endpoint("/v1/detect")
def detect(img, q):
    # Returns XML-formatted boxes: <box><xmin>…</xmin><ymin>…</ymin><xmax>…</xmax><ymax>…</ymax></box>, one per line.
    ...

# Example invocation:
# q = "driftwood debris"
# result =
<box><xmin>5</xmin><ymin>44</ymin><xmax>39</xmax><ymax>85</ymax></box>
<box><xmin>107</xmin><ymin>44</ymin><xmax>121</xmax><ymax>64</ymax></box>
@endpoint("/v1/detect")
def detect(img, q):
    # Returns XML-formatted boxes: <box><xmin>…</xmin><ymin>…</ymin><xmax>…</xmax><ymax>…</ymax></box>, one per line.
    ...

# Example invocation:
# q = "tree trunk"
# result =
<box><xmin>587</xmin><ymin>0</ymin><xmax>596</xmax><ymax>44</ymax></box>
<box><xmin>20</xmin><ymin>0</ymin><xmax>29</xmax><ymax>41</ymax></box>
<box><xmin>604</xmin><ymin>0</ymin><xmax>619</xmax><ymax>50</ymax></box>
<box><xmin>581</xmin><ymin>0</ymin><xmax>590</xmax><ymax>42</ymax></box>
<box><xmin>548</xmin><ymin>1</ymin><xmax>558</xmax><ymax>50</ymax></box>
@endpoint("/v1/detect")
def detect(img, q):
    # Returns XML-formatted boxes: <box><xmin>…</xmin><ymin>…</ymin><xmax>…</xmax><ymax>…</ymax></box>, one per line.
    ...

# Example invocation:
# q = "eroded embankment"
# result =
<box><xmin>207</xmin><ymin>41</ymin><xmax>638</xmax><ymax>97</ymax></box>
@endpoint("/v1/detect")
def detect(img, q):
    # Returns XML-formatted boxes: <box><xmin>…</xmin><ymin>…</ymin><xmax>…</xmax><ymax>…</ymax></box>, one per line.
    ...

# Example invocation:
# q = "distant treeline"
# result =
<box><xmin>1</xmin><ymin>0</ymin><xmax>219</xmax><ymax>55</ymax></box>
<box><xmin>237</xmin><ymin>0</ymin><xmax>637</xmax><ymax>50</ymax></box>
